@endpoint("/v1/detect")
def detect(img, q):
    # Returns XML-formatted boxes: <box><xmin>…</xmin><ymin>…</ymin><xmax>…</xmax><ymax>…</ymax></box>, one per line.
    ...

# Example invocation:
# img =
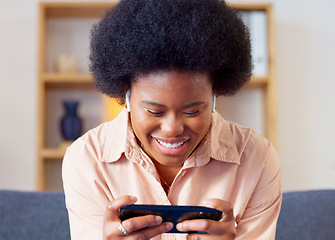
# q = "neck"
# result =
<box><xmin>153</xmin><ymin>161</ymin><xmax>182</xmax><ymax>187</ymax></box>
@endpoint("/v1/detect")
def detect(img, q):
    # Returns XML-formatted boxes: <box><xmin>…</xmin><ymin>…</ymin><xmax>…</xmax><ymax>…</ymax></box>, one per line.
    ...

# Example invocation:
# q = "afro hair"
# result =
<box><xmin>89</xmin><ymin>0</ymin><xmax>252</xmax><ymax>104</ymax></box>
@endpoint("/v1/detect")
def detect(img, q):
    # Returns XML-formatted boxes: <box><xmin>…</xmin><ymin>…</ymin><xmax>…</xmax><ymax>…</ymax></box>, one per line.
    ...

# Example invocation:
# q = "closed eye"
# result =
<box><xmin>183</xmin><ymin>110</ymin><xmax>200</xmax><ymax>117</ymax></box>
<box><xmin>146</xmin><ymin>109</ymin><xmax>164</xmax><ymax>116</ymax></box>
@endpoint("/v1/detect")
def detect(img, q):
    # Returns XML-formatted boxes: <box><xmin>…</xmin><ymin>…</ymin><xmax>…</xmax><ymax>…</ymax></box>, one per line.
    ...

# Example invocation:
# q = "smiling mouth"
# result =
<box><xmin>156</xmin><ymin>139</ymin><xmax>187</xmax><ymax>149</ymax></box>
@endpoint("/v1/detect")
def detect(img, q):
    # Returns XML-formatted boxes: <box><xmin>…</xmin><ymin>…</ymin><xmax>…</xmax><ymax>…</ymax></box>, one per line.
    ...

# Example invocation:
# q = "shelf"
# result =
<box><xmin>230</xmin><ymin>3</ymin><xmax>272</xmax><ymax>11</ymax></box>
<box><xmin>42</xmin><ymin>2</ymin><xmax>117</xmax><ymax>18</ymax></box>
<box><xmin>42</xmin><ymin>73</ymin><xmax>94</xmax><ymax>88</ymax></box>
<box><xmin>42</xmin><ymin>73</ymin><xmax>92</xmax><ymax>81</ymax></box>
<box><xmin>40</xmin><ymin>148</ymin><xmax>67</xmax><ymax>160</ymax></box>
<box><xmin>245</xmin><ymin>76</ymin><xmax>268</xmax><ymax>88</ymax></box>
<box><xmin>39</xmin><ymin>141</ymin><xmax>73</xmax><ymax>160</ymax></box>
<box><xmin>40</xmin><ymin>73</ymin><xmax>267</xmax><ymax>88</ymax></box>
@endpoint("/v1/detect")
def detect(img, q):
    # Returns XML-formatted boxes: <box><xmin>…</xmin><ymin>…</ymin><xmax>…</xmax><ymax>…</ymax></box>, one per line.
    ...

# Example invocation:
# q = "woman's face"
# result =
<box><xmin>129</xmin><ymin>70</ymin><xmax>213</xmax><ymax>167</ymax></box>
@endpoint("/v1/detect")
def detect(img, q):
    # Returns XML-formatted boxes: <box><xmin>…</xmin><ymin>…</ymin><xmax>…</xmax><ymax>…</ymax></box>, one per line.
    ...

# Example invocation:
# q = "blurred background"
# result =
<box><xmin>0</xmin><ymin>0</ymin><xmax>334</xmax><ymax>192</ymax></box>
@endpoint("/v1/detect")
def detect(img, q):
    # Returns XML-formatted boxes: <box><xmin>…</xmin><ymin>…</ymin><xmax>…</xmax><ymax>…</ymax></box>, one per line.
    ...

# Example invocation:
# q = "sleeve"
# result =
<box><xmin>62</xmin><ymin>138</ymin><xmax>113</xmax><ymax>240</ymax></box>
<box><xmin>235</xmin><ymin>143</ymin><xmax>282</xmax><ymax>240</ymax></box>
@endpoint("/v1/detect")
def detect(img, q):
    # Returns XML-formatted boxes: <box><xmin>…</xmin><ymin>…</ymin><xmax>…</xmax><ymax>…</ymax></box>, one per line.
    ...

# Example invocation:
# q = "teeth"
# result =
<box><xmin>157</xmin><ymin>140</ymin><xmax>185</xmax><ymax>149</ymax></box>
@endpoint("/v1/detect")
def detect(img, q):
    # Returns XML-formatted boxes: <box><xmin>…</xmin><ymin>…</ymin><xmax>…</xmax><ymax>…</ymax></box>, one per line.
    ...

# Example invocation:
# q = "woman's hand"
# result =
<box><xmin>103</xmin><ymin>196</ymin><xmax>173</xmax><ymax>240</ymax></box>
<box><xmin>176</xmin><ymin>199</ymin><xmax>236</xmax><ymax>240</ymax></box>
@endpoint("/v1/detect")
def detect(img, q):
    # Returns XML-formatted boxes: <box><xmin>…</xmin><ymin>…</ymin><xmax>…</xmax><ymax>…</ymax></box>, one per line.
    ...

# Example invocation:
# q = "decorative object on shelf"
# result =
<box><xmin>60</xmin><ymin>100</ymin><xmax>82</xmax><ymax>141</ymax></box>
<box><xmin>55</xmin><ymin>54</ymin><xmax>78</xmax><ymax>74</ymax></box>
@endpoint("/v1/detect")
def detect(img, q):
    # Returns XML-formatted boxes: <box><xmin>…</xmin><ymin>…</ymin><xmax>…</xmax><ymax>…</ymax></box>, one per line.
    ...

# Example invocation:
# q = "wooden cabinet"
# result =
<box><xmin>36</xmin><ymin>2</ymin><xmax>276</xmax><ymax>191</ymax></box>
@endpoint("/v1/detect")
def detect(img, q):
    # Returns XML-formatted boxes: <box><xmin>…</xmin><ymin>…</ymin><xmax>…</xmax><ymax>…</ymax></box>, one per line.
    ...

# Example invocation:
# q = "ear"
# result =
<box><xmin>126</xmin><ymin>90</ymin><xmax>131</xmax><ymax>112</ymax></box>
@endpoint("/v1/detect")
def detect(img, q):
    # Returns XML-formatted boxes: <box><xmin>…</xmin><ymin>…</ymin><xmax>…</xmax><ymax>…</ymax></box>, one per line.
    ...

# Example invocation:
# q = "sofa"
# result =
<box><xmin>0</xmin><ymin>191</ymin><xmax>70</xmax><ymax>240</ymax></box>
<box><xmin>0</xmin><ymin>189</ymin><xmax>334</xmax><ymax>240</ymax></box>
<box><xmin>276</xmin><ymin>189</ymin><xmax>335</xmax><ymax>240</ymax></box>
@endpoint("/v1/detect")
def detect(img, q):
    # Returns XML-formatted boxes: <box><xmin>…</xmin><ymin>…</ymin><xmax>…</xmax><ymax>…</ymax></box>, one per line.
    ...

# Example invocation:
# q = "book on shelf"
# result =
<box><xmin>240</xmin><ymin>11</ymin><xmax>268</xmax><ymax>77</ymax></box>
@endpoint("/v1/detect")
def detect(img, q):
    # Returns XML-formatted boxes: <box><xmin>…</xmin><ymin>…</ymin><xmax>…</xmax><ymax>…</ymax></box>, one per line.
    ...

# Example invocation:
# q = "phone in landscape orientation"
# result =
<box><xmin>120</xmin><ymin>204</ymin><xmax>222</xmax><ymax>233</ymax></box>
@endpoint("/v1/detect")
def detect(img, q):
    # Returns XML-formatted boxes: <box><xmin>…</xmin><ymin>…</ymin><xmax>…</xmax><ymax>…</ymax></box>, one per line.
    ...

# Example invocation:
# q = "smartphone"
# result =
<box><xmin>120</xmin><ymin>204</ymin><xmax>222</xmax><ymax>233</ymax></box>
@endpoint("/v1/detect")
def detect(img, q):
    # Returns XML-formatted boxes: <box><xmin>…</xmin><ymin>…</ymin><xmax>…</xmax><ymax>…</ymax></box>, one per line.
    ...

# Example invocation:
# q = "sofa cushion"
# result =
<box><xmin>276</xmin><ymin>189</ymin><xmax>335</xmax><ymax>240</ymax></box>
<box><xmin>1</xmin><ymin>189</ymin><xmax>335</xmax><ymax>239</ymax></box>
<box><xmin>0</xmin><ymin>190</ymin><xmax>70</xmax><ymax>240</ymax></box>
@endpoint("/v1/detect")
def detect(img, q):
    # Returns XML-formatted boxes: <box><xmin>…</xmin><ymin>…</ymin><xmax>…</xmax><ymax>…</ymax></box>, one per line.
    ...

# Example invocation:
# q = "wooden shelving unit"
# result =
<box><xmin>37</xmin><ymin>2</ymin><xmax>119</xmax><ymax>191</ymax></box>
<box><xmin>36</xmin><ymin>2</ymin><xmax>277</xmax><ymax>191</ymax></box>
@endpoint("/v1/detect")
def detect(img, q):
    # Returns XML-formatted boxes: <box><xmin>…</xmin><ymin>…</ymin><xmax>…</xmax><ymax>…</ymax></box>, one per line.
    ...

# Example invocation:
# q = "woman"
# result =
<box><xmin>62</xmin><ymin>0</ymin><xmax>282</xmax><ymax>239</ymax></box>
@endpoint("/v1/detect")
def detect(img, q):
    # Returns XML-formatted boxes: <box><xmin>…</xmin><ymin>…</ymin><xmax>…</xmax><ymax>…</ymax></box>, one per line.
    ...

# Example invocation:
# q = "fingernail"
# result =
<box><xmin>165</xmin><ymin>222</ymin><xmax>173</xmax><ymax>231</ymax></box>
<box><xmin>129</xmin><ymin>196</ymin><xmax>137</xmax><ymax>202</ymax></box>
<box><xmin>155</xmin><ymin>216</ymin><xmax>163</xmax><ymax>223</ymax></box>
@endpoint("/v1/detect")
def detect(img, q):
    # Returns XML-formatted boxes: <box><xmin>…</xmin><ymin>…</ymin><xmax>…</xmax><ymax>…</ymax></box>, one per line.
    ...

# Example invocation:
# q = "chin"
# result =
<box><xmin>153</xmin><ymin>154</ymin><xmax>189</xmax><ymax>167</ymax></box>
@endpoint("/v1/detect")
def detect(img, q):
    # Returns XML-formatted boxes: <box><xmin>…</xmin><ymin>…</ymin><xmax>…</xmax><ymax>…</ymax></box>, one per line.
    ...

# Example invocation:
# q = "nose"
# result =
<box><xmin>160</xmin><ymin>114</ymin><xmax>184</xmax><ymax>137</ymax></box>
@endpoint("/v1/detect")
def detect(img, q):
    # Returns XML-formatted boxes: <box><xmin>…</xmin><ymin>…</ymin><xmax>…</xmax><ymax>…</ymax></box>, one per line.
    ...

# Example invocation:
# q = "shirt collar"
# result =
<box><xmin>102</xmin><ymin>110</ymin><xmax>241</xmax><ymax>165</ymax></box>
<box><xmin>102</xmin><ymin>109</ymin><xmax>128</xmax><ymax>163</ymax></box>
<box><xmin>102</xmin><ymin>109</ymin><xmax>157</xmax><ymax>170</ymax></box>
<box><xmin>209</xmin><ymin>111</ymin><xmax>241</xmax><ymax>165</ymax></box>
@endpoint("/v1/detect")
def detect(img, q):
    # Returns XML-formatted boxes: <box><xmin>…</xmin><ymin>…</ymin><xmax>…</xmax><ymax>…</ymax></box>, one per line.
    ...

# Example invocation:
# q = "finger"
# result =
<box><xmin>187</xmin><ymin>230</ymin><xmax>236</xmax><ymax>240</ymax></box>
<box><xmin>104</xmin><ymin>196</ymin><xmax>137</xmax><ymax>239</ymax></box>
<box><xmin>203</xmin><ymin>198</ymin><xmax>234</xmax><ymax>222</ymax></box>
<box><xmin>122</xmin><ymin>215</ymin><xmax>163</xmax><ymax>233</ymax></box>
<box><xmin>177</xmin><ymin>199</ymin><xmax>236</xmax><ymax>236</ymax></box>
<box><xmin>129</xmin><ymin>222</ymin><xmax>173</xmax><ymax>240</ymax></box>
<box><xmin>176</xmin><ymin>218</ymin><xmax>234</xmax><ymax>236</ymax></box>
<box><xmin>105</xmin><ymin>195</ymin><xmax>137</xmax><ymax>222</ymax></box>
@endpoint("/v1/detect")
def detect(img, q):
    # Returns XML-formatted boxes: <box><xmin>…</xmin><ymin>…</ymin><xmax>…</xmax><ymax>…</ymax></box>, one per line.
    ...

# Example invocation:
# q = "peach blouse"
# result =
<box><xmin>62</xmin><ymin>109</ymin><xmax>282</xmax><ymax>240</ymax></box>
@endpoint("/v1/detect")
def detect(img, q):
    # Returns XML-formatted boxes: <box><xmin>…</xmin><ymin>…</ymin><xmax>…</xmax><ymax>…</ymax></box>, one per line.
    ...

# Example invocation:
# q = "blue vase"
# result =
<box><xmin>60</xmin><ymin>100</ymin><xmax>82</xmax><ymax>141</ymax></box>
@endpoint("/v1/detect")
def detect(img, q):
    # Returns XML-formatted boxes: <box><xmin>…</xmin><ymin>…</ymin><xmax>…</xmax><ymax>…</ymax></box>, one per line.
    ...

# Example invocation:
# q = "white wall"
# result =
<box><xmin>273</xmin><ymin>0</ymin><xmax>335</xmax><ymax>190</ymax></box>
<box><xmin>0</xmin><ymin>0</ymin><xmax>334</xmax><ymax>191</ymax></box>
<box><xmin>0</xmin><ymin>0</ymin><xmax>38</xmax><ymax>190</ymax></box>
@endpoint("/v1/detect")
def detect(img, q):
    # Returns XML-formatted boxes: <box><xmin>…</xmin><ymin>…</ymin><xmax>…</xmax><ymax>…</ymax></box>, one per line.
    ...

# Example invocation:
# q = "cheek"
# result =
<box><xmin>131</xmin><ymin>112</ymin><xmax>157</xmax><ymax>138</ymax></box>
<box><xmin>187</xmin><ymin>115</ymin><xmax>212</xmax><ymax>134</ymax></box>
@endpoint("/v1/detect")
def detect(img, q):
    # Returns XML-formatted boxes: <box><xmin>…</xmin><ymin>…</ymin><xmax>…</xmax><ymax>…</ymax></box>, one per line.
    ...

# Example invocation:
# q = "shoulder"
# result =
<box><xmin>211</xmin><ymin>111</ymin><xmax>277</xmax><ymax>165</ymax></box>
<box><xmin>232</xmin><ymin>121</ymin><xmax>277</xmax><ymax>168</ymax></box>
<box><xmin>225</xmin><ymin>119</ymin><xmax>281</xmax><ymax>192</ymax></box>
<box><xmin>62</xmin><ymin>110</ymin><xmax>128</xmax><ymax>208</ymax></box>
<box><xmin>64</xmin><ymin>109</ymin><xmax>128</xmax><ymax>165</ymax></box>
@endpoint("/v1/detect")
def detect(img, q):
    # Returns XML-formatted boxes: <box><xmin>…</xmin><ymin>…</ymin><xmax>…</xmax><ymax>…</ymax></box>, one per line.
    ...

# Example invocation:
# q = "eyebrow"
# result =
<box><xmin>141</xmin><ymin>100</ymin><xmax>205</xmax><ymax>108</ymax></box>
